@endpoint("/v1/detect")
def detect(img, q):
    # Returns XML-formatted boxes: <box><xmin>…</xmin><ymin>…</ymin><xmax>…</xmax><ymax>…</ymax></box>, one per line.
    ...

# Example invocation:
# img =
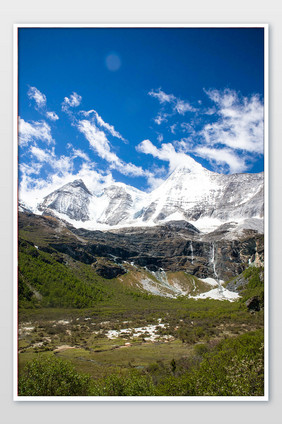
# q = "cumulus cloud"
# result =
<box><xmin>154</xmin><ymin>112</ymin><xmax>168</xmax><ymax>125</ymax></box>
<box><xmin>19</xmin><ymin>161</ymin><xmax>114</xmax><ymax>211</ymax></box>
<box><xmin>72</xmin><ymin>148</ymin><xmax>91</xmax><ymax>162</ymax></box>
<box><xmin>18</xmin><ymin>118</ymin><xmax>54</xmax><ymax>146</ymax></box>
<box><xmin>137</xmin><ymin>139</ymin><xmax>203</xmax><ymax>173</ymax></box>
<box><xmin>148</xmin><ymin>88</ymin><xmax>176</xmax><ymax>104</ymax></box>
<box><xmin>29</xmin><ymin>145</ymin><xmax>73</xmax><ymax>175</ymax></box>
<box><xmin>27</xmin><ymin>86</ymin><xmax>59</xmax><ymax>121</ymax></box>
<box><xmin>46</xmin><ymin>111</ymin><xmax>59</xmax><ymax>121</ymax></box>
<box><xmin>28</xmin><ymin>86</ymin><xmax>47</xmax><ymax>108</ymax></box>
<box><xmin>66</xmin><ymin>143</ymin><xmax>91</xmax><ymax>162</ymax></box>
<box><xmin>62</xmin><ymin>92</ymin><xmax>82</xmax><ymax>111</ymax></box>
<box><xmin>146</xmin><ymin>174</ymin><xmax>166</xmax><ymax>191</ymax></box>
<box><xmin>149</xmin><ymin>88</ymin><xmax>196</xmax><ymax>122</ymax></box>
<box><xmin>194</xmin><ymin>146</ymin><xmax>248</xmax><ymax>173</ymax></box>
<box><xmin>30</xmin><ymin>145</ymin><xmax>54</xmax><ymax>162</ymax></box>
<box><xmin>19</xmin><ymin>162</ymin><xmax>42</xmax><ymax>176</ymax></box>
<box><xmin>174</xmin><ymin>99</ymin><xmax>196</xmax><ymax>114</ymax></box>
<box><xmin>145</xmin><ymin>87</ymin><xmax>264</xmax><ymax>174</ymax></box>
<box><xmin>52</xmin><ymin>155</ymin><xmax>74</xmax><ymax>174</ymax></box>
<box><xmin>201</xmin><ymin>89</ymin><xmax>264</xmax><ymax>154</ymax></box>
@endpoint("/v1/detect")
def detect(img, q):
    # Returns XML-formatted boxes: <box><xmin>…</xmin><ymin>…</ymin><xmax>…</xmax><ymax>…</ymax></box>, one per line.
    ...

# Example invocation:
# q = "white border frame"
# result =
<box><xmin>13</xmin><ymin>23</ymin><xmax>269</xmax><ymax>402</ymax></box>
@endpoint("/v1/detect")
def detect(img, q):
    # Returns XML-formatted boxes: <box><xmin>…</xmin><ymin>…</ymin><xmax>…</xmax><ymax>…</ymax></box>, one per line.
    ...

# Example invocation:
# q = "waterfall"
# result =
<box><xmin>190</xmin><ymin>241</ymin><xmax>194</xmax><ymax>265</ymax></box>
<box><xmin>211</xmin><ymin>243</ymin><xmax>223</xmax><ymax>294</ymax></box>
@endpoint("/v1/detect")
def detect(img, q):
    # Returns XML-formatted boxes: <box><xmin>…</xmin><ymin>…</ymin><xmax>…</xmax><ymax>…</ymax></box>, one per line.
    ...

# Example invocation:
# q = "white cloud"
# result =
<box><xmin>19</xmin><ymin>162</ymin><xmax>42</xmax><ymax>176</ymax></box>
<box><xmin>81</xmin><ymin>109</ymin><xmax>125</xmax><ymax>141</ymax></box>
<box><xmin>194</xmin><ymin>146</ymin><xmax>247</xmax><ymax>173</ymax></box>
<box><xmin>19</xmin><ymin>162</ymin><xmax>114</xmax><ymax>211</ymax></box>
<box><xmin>27</xmin><ymin>87</ymin><xmax>59</xmax><ymax>121</ymax></box>
<box><xmin>146</xmin><ymin>88</ymin><xmax>264</xmax><ymax>174</ymax></box>
<box><xmin>112</xmin><ymin>161</ymin><xmax>148</xmax><ymax>178</ymax></box>
<box><xmin>46</xmin><ymin>111</ymin><xmax>59</xmax><ymax>121</ymax></box>
<box><xmin>52</xmin><ymin>155</ymin><xmax>74</xmax><ymax>174</ymax></box>
<box><xmin>30</xmin><ymin>145</ymin><xmax>54</xmax><ymax>162</ymax></box>
<box><xmin>146</xmin><ymin>174</ymin><xmax>166</xmax><ymax>191</ymax></box>
<box><xmin>202</xmin><ymin>89</ymin><xmax>264</xmax><ymax>154</ymax></box>
<box><xmin>174</xmin><ymin>99</ymin><xmax>196</xmax><ymax>114</ymax></box>
<box><xmin>77</xmin><ymin>119</ymin><xmax>119</xmax><ymax>163</ymax></box>
<box><xmin>137</xmin><ymin>139</ymin><xmax>203</xmax><ymax>173</ymax></box>
<box><xmin>62</xmin><ymin>92</ymin><xmax>82</xmax><ymax>111</ymax></box>
<box><xmin>28</xmin><ymin>86</ymin><xmax>46</xmax><ymax>108</ymax></box>
<box><xmin>72</xmin><ymin>148</ymin><xmax>91</xmax><ymax>162</ymax></box>
<box><xmin>77</xmin><ymin>119</ymin><xmax>149</xmax><ymax>178</ymax></box>
<box><xmin>66</xmin><ymin>143</ymin><xmax>91</xmax><ymax>162</ymax></box>
<box><xmin>148</xmin><ymin>88</ymin><xmax>175</xmax><ymax>104</ymax></box>
<box><xmin>149</xmin><ymin>88</ymin><xmax>197</xmax><ymax>119</ymax></box>
<box><xmin>205</xmin><ymin>88</ymin><xmax>237</xmax><ymax>108</ymax></box>
<box><xmin>154</xmin><ymin>112</ymin><xmax>168</xmax><ymax>125</ymax></box>
<box><xmin>29</xmin><ymin>145</ymin><xmax>73</xmax><ymax>175</ymax></box>
<box><xmin>157</xmin><ymin>134</ymin><xmax>163</xmax><ymax>142</ymax></box>
<box><xmin>180</xmin><ymin>122</ymin><xmax>195</xmax><ymax>134</ymax></box>
<box><xmin>18</xmin><ymin>118</ymin><xmax>54</xmax><ymax>146</ymax></box>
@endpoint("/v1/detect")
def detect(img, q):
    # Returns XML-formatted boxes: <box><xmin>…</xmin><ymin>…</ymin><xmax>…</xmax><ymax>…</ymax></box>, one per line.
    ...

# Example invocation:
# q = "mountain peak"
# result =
<box><xmin>38</xmin><ymin>178</ymin><xmax>92</xmax><ymax>222</ymax></box>
<box><xmin>34</xmin><ymin>163</ymin><xmax>263</xmax><ymax>232</ymax></box>
<box><xmin>170</xmin><ymin>158</ymin><xmax>211</xmax><ymax>176</ymax></box>
<box><xmin>61</xmin><ymin>179</ymin><xmax>92</xmax><ymax>196</ymax></box>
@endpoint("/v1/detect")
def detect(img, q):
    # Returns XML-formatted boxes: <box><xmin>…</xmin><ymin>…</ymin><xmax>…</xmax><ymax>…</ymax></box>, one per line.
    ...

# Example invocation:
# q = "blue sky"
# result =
<box><xmin>18</xmin><ymin>27</ymin><xmax>265</xmax><ymax>201</ymax></box>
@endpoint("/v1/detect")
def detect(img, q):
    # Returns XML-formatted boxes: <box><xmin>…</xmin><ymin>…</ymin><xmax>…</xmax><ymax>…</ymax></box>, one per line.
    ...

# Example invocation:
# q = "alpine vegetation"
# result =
<box><xmin>17</xmin><ymin>26</ymin><xmax>266</xmax><ymax>398</ymax></box>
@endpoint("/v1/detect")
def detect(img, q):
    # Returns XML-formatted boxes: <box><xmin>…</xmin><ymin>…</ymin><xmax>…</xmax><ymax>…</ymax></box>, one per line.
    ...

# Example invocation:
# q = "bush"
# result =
<box><xmin>90</xmin><ymin>372</ymin><xmax>156</xmax><ymax>396</ymax></box>
<box><xmin>18</xmin><ymin>355</ymin><xmax>92</xmax><ymax>396</ymax></box>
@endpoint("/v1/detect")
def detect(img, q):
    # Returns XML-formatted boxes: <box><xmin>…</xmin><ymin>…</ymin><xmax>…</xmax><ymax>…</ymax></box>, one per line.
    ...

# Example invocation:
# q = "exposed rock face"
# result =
<box><xmin>225</xmin><ymin>275</ymin><xmax>248</xmax><ymax>293</ymax></box>
<box><xmin>96</xmin><ymin>185</ymin><xmax>134</xmax><ymax>226</ymax></box>
<box><xmin>38</xmin><ymin>179</ymin><xmax>92</xmax><ymax>222</ymax></box>
<box><xmin>93</xmin><ymin>262</ymin><xmax>126</xmax><ymax>279</ymax></box>
<box><xmin>18</xmin><ymin>212</ymin><xmax>264</xmax><ymax>282</ymax></box>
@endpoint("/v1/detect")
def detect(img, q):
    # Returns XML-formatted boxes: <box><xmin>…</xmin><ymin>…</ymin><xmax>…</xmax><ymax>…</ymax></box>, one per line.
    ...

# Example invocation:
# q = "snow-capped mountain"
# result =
<box><xmin>33</xmin><ymin>160</ymin><xmax>264</xmax><ymax>233</ymax></box>
<box><xmin>95</xmin><ymin>184</ymin><xmax>146</xmax><ymax>226</ymax></box>
<box><xmin>38</xmin><ymin>179</ymin><xmax>92</xmax><ymax>222</ymax></box>
<box><xmin>139</xmin><ymin>164</ymin><xmax>264</xmax><ymax>227</ymax></box>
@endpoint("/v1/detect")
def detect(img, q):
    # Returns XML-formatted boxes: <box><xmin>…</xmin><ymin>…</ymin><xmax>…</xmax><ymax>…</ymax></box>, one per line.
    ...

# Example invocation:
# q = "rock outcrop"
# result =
<box><xmin>18</xmin><ymin>212</ymin><xmax>264</xmax><ymax>282</ymax></box>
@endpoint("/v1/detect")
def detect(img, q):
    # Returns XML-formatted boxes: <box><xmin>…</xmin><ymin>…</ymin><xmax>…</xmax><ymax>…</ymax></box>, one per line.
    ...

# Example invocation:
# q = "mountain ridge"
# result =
<box><xmin>27</xmin><ymin>163</ymin><xmax>264</xmax><ymax>233</ymax></box>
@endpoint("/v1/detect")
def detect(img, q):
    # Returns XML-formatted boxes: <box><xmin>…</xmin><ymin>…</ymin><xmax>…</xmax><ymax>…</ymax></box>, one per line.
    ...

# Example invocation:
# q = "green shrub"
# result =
<box><xmin>90</xmin><ymin>372</ymin><xmax>156</xmax><ymax>396</ymax></box>
<box><xmin>18</xmin><ymin>355</ymin><xmax>92</xmax><ymax>396</ymax></box>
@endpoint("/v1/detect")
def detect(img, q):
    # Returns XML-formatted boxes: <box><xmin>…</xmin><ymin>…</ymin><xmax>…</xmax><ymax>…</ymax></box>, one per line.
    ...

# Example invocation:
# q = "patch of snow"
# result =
<box><xmin>19</xmin><ymin>326</ymin><xmax>34</xmax><ymax>334</ymax></box>
<box><xmin>192</xmin><ymin>287</ymin><xmax>240</xmax><ymax>302</ymax></box>
<box><xmin>162</xmin><ymin>211</ymin><xmax>187</xmax><ymax>222</ymax></box>
<box><xmin>195</xmin><ymin>217</ymin><xmax>223</xmax><ymax>233</ymax></box>
<box><xmin>200</xmin><ymin>277</ymin><xmax>223</xmax><ymax>287</ymax></box>
<box><xmin>57</xmin><ymin>320</ymin><xmax>70</xmax><ymax>325</ymax></box>
<box><xmin>105</xmin><ymin>322</ymin><xmax>169</xmax><ymax>342</ymax></box>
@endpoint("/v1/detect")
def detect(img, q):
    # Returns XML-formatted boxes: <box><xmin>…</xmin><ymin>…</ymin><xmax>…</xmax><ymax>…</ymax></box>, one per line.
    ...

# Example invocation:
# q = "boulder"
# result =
<box><xmin>245</xmin><ymin>296</ymin><xmax>261</xmax><ymax>312</ymax></box>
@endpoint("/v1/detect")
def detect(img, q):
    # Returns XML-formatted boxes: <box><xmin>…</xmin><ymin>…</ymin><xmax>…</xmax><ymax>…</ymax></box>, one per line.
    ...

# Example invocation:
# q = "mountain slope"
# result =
<box><xmin>139</xmin><ymin>165</ymin><xmax>263</xmax><ymax>226</ymax></box>
<box><xmin>29</xmin><ymin>159</ymin><xmax>264</xmax><ymax>233</ymax></box>
<box><xmin>38</xmin><ymin>179</ymin><xmax>92</xmax><ymax>222</ymax></box>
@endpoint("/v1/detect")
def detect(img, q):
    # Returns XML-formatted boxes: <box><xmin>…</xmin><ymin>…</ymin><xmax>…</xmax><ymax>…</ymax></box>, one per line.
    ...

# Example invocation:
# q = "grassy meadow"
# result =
<box><xmin>18</xmin><ymin>229</ymin><xmax>264</xmax><ymax>397</ymax></box>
